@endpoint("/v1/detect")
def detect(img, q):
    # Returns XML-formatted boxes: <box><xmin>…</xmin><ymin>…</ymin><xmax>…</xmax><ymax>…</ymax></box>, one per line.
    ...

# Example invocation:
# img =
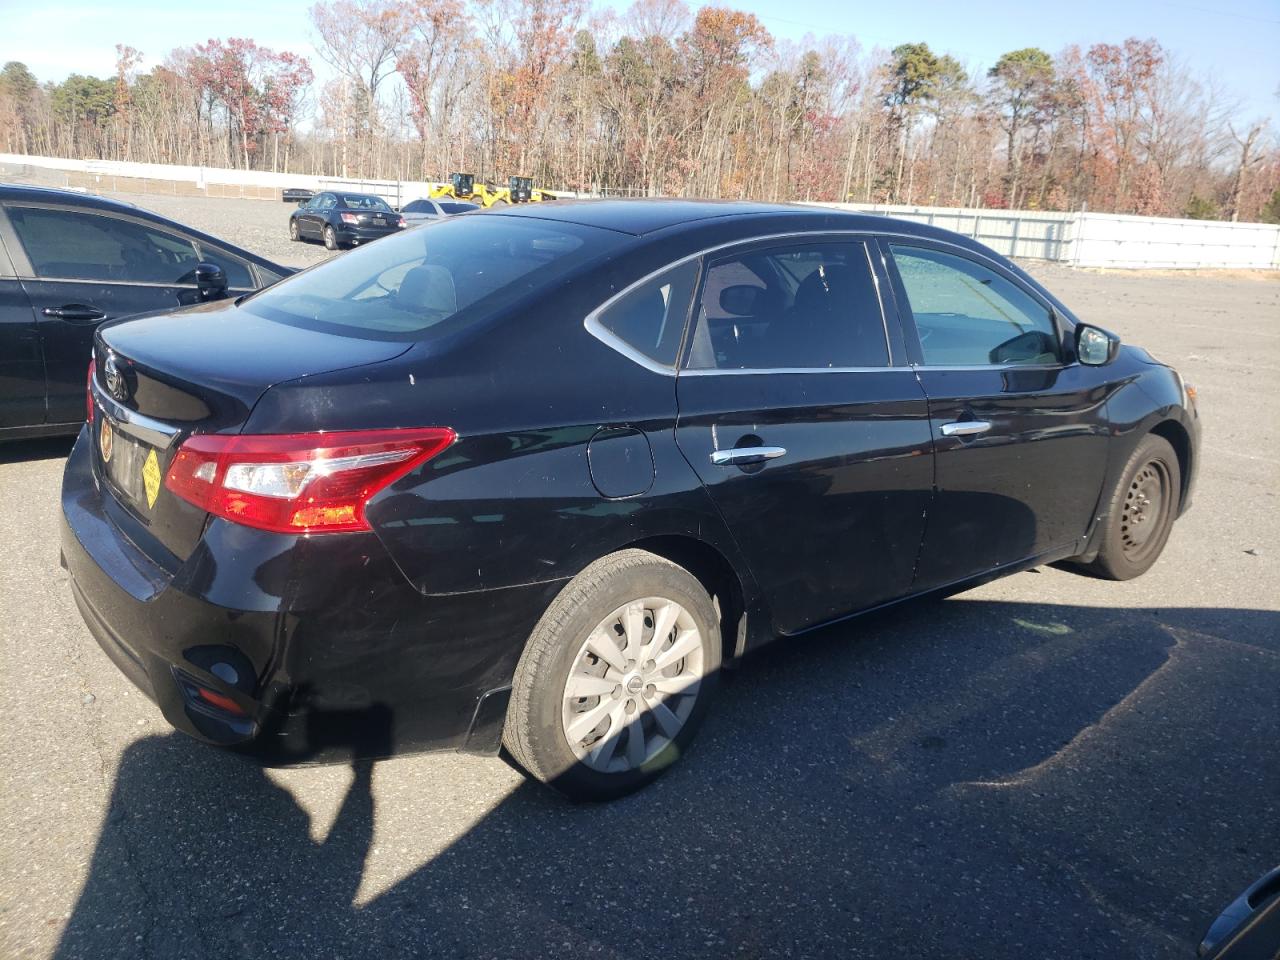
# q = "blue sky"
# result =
<box><xmin>3</xmin><ymin>0</ymin><xmax>1277</xmax><ymax>123</ymax></box>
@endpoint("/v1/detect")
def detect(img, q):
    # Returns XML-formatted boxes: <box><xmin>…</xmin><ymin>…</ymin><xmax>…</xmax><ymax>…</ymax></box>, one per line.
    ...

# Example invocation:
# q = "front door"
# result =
<box><xmin>2</xmin><ymin>203</ymin><xmax>206</xmax><ymax>425</ymax></box>
<box><xmin>882</xmin><ymin>240</ymin><xmax>1113</xmax><ymax>589</ymax></box>
<box><xmin>674</xmin><ymin>238</ymin><xmax>934</xmax><ymax>635</ymax></box>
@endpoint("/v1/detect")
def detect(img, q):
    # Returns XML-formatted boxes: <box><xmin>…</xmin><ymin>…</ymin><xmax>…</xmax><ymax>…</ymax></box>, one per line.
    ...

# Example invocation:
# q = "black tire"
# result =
<box><xmin>323</xmin><ymin>225</ymin><xmax>339</xmax><ymax>251</ymax></box>
<box><xmin>1083</xmin><ymin>433</ymin><xmax>1181</xmax><ymax>580</ymax></box>
<box><xmin>289</xmin><ymin>219</ymin><xmax>301</xmax><ymax>242</ymax></box>
<box><xmin>504</xmin><ymin>549</ymin><xmax>721</xmax><ymax>801</ymax></box>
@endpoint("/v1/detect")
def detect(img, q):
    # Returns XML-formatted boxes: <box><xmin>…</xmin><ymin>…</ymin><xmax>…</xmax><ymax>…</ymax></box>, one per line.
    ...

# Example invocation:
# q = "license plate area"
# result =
<box><xmin>98</xmin><ymin>417</ymin><xmax>158</xmax><ymax>516</ymax></box>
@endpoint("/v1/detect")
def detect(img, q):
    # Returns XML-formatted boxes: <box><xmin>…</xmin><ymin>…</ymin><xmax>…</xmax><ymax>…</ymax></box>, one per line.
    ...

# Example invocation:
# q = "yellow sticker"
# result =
<box><xmin>142</xmin><ymin>448</ymin><xmax>161</xmax><ymax>509</ymax></box>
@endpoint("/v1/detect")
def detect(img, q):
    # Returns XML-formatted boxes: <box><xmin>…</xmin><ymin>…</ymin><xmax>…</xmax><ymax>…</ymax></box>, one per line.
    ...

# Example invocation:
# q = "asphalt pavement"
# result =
<box><xmin>0</xmin><ymin>189</ymin><xmax>1277</xmax><ymax>959</ymax></box>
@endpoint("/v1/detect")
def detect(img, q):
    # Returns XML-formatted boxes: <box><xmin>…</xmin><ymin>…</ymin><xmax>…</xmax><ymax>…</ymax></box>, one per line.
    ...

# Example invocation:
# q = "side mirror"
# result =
<box><xmin>719</xmin><ymin>284</ymin><xmax>763</xmax><ymax>316</ymax></box>
<box><xmin>195</xmin><ymin>262</ymin><xmax>228</xmax><ymax>302</ymax></box>
<box><xmin>1076</xmin><ymin>323</ymin><xmax>1120</xmax><ymax>366</ymax></box>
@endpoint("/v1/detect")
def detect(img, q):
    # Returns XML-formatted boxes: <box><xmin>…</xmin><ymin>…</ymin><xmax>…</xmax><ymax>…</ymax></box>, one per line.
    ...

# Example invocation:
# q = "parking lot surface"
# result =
<box><xmin>1</xmin><ymin>189</ymin><xmax>1277</xmax><ymax>959</ymax></box>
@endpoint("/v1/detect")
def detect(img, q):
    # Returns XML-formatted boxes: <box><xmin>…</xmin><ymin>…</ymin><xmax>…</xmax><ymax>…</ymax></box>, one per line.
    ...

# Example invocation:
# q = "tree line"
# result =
<box><xmin>1</xmin><ymin>0</ymin><xmax>1277</xmax><ymax>222</ymax></box>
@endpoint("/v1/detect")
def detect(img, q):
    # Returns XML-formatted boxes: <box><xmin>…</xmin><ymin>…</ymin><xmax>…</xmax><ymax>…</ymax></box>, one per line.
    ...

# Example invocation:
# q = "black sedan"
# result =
<box><xmin>62</xmin><ymin>201</ymin><xmax>1200</xmax><ymax>801</ymax></box>
<box><xmin>0</xmin><ymin>184</ymin><xmax>290</xmax><ymax>441</ymax></box>
<box><xmin>289</xmin><ymin>191</ymin><xmax>405</xmax><ymax>250</ymax></box>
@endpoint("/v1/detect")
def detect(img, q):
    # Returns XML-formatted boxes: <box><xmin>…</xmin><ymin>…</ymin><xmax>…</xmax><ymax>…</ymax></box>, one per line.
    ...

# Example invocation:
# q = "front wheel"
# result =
<box><xmin>1083</xmin><ymin>433</ymin><xmax>1181</xmax><ymax>580</ymax></box>
<box><xmin>504</xmin><ymin>549</ymin><xmax>721</xmax><ymax>801</ymax></box>
<box><xmin>323</xmin><ymin>225</ymin><xmax>339</xmax><ymax>251</ymax></box>
<box><xmin>289</xmin><ymin>219</ymin><xmax>301</xmax><ymax>242</ymax></box>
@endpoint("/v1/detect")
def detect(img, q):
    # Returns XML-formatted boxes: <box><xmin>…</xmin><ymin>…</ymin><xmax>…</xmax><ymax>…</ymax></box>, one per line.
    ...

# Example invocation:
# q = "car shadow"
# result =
<box><xmin>54</xmin><ymin>598</ymin><xmax>1279</xmax><ymax>959</ymax></box>
<box><xmin>0</xmin><ymin>436</ymin><xmax>75</xmax><ymax>465</ymax></box>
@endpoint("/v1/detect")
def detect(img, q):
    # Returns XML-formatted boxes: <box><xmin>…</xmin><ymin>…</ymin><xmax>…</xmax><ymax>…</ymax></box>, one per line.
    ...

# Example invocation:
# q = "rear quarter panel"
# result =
<box><xmin>242</xmin><ymin>234</ymin><xmax>763</xmax><ymax>605</ymax></box>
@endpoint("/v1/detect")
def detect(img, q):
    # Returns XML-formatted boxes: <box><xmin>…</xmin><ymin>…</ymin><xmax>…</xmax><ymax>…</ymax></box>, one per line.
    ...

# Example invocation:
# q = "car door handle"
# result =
<box><xmin>940</xmin><ymin>420</ymin><xmax>992</xmax><ymax>437</ymax></box>
<box><xmin>710</xmin><ymin>446</ymin><xmax>787</xmax><ymax>466</ymax></box>
<box><xmin>43</xmin><ymin>304</ymin><xmax>106</xmax><ymax>322</ymax></box>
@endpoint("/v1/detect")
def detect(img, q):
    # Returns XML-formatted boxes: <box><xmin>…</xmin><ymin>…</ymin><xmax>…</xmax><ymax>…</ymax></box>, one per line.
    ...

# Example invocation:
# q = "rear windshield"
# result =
<box><xmin>241</xmin><ymin>215</ymin><xmax>624</xmax><ymax>339</ymax></box>
<box><xmin>341</xmin><ymin>195</ymin><xmax>392</xmax><ymax>210</ymax></box>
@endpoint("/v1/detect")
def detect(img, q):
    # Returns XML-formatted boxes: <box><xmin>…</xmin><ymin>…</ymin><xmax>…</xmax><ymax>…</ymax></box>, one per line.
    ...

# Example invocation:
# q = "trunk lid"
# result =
<box><xmin>90</xmin><ymin>298</ymin><xmax>412</xmax><ymax>563</ymax></box>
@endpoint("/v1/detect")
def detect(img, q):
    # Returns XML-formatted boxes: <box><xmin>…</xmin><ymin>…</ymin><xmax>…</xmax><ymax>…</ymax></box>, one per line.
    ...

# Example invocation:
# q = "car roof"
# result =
<box><xmin>0</xmin><ymin>182</ymin><xmax>141</xmax><ymax>212</ymax></box>
<box><xmin>486</xmin><ymin>198</ymin><xmax>942</xmax><ymax>240</ymax></box>
<box><xmin>0</xmin><ymin>182</ymin><xmax>286</xmax><ymax>272</ymax></box>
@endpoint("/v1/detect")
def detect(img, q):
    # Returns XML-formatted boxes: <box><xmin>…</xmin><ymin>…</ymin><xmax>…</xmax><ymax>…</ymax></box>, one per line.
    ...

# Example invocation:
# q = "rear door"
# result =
<box><xmin>673</xmin><ymin>237</ymin><xmax>934</xmax><ymax>635</ymax></box>
<box><xmin>0</xmin><ymin>232</ymin><xmax>42</xmax><ymax>429</ymax></box>
<box><xmin>881</xmin><ymin>239</ymin><xmax>1112</xmax><ymax>588</ymax></box>
<box><xmin>0</xmin><ymin>202</ymin><xmax>225</xmax><ymax>425</ymax></box>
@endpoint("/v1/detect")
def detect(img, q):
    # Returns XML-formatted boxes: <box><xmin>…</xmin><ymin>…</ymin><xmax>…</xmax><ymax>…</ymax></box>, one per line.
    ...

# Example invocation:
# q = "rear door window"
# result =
<box><xmin>685</xmin><ymin>241</ymin><xmax>889</xmax><ymax>370</ymax></box>
<box><xmin>7</xmin><ymin>206</ymin><xmax>200</xmax><ymax>283</ymax></box>
<box><xmin>889</xmin><ymin>245</ymin><xmax>1061</xmax><ymax>366</ymax></box>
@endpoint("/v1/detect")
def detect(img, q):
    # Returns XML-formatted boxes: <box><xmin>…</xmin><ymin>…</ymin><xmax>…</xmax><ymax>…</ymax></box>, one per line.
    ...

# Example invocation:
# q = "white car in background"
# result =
<box><xmin>399</xmin><ymin>198</ymin><xmax>481</xmax><ymax>224</ymax></box>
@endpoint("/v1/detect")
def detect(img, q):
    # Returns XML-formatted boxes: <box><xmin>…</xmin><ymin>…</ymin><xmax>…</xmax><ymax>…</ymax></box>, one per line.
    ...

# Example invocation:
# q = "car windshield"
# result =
<box><xmin>241</xmin><ymin>215</ymin><xmax>625</xmax><ymax>339</ymax></box>
<box><xmin>341</xmin><ymin>195</ymin><xmax>392</xmax><ymax>210</ymax></box>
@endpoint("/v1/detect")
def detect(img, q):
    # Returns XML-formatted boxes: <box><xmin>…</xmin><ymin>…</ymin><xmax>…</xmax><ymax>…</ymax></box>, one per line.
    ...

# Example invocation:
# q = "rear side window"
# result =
<box><xmin>686</xmin><ymin>242</ymin><xmax>888</xmax><ymax>370</ymax></box>
<box><xmin>592</xmin><ymin>260</ymin><xmax>699</xmax><ymax>369</ymax></box>
<box><xmin>439</xmin><ymin>202</ymin><xmax>478</xmax><ymax>215</ymax></box>
<box><xmin>7</xmin><ymin>206</ymin><xmax>200</xmax><ymax>283</ymax></box>
<box><xmin>243</xmin><ymin>215</ymin><xmax>625</xmax><ymax>339</ymax></box>
<box><xmin>402</xmin><ymin>199</ymin><xmax>434</xmax><ymax>215</ymax></box>
<box><xmin>889</xmin><ymin>245</ymin><xmax>1061</xmax><ymax>366</ymax></box>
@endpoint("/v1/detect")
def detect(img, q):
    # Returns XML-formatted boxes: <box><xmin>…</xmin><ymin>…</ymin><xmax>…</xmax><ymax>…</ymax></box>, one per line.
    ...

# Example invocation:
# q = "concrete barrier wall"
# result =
<box><xmin>806</xmin><ymin>201</ymin><xmax>1280</xmax><ymax>269</ymax></box>
<box><xmin>4</xmin><ymin>154</ymin><xmax>1278</xmax><ymax>268</ymax></box>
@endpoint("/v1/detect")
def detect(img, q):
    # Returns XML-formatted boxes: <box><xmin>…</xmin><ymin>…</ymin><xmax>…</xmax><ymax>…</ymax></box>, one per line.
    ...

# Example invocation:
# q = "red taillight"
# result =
<box><xmin>86</xmin><ymin>358</ymin><xmax>96</xmax><ymax>423</ymax></box>
<box><xmin>396</xmin><ymin>216</ymin><xmax>406</xmax><ymax>228</ymax></box>
<box><xmin>340</xmin><ymin>212</ymin><xmax>360</xmax><ymax>224</ymax></box>
<box><xmin>164</xmin><ymin>428</ymin><xmax>455</xmax><ymax>534</ymax></box>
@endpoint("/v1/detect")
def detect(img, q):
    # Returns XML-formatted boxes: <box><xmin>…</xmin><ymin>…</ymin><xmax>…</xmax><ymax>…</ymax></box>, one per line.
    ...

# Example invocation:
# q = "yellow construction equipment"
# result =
<box><xmin>429</xmin><ymin>173</ymin><xmax>557</xmax><ymax>207</ymax></box>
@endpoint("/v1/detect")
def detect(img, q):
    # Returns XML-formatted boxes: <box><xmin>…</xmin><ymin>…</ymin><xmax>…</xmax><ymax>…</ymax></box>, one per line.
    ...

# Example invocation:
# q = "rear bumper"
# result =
<box><xmin>335</xmin><ymin>224</ymin><xmax>401</xmax><ymax>244</ymax></box>
<box><xmin>60</xmin><ymin>428</ymin><xmax>562</xmax><ymax>763</ymax></box>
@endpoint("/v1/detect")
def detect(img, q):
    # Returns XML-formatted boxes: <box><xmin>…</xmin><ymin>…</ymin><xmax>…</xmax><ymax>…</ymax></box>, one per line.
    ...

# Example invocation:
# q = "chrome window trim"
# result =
<box><xmin>583</xmin><ymin>227</ymin><xmax>1041</xmax><ymax>377</ymax></box>
<box><xmin>23</xmin><ymin>276</ymin><xmax>254</xmax><ymax>292</ymax></box>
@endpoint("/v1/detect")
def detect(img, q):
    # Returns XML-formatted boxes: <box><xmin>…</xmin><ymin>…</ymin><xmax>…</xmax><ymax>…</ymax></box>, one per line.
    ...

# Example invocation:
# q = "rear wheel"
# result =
<box><xmin>504</xmin><ymin>549</ymin><xmax>720</xmax><ymax>801</ymax></box>
<box><xmin>323</xmin><ymin>225</ymin><xmax>339</xmax><ymax>251</ymax></box>
<box><xmin>1083</xmin><ymin>433</ymin><xmax>1181</xmax><ymax>580</ymax></box>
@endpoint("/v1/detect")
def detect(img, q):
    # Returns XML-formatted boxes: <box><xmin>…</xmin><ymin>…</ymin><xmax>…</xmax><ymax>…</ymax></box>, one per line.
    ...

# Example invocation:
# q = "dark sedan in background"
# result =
<box><xmin>62</xmin><ymin>201</ymin><xmax>1199</xmax><ymax>801</ymax></box>
<box><xmin>0</xmin><ymin>184</ymin><xmax>290</xmax><ymax>441</ymax></box>
<box><xmin>289</xmin><ymin>191</ymin><xmax>405</xmax><ymax>250</ymax></box>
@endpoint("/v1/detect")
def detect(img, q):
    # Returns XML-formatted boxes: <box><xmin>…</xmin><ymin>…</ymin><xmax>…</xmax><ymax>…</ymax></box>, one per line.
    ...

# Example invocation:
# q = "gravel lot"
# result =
<box><xmin>1</xmin><ymin>187</ymin><xmax>1278</xmax><ymax>960</ymax></box>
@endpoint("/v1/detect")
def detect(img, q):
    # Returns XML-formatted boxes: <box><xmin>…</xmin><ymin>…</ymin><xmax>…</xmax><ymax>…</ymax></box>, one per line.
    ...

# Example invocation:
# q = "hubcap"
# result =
<box><xmin>1121</xmin><ymin>460</ymin><xmax>1169</xmax><ymax>559</ymax></box>
<box><xmin>561</xmin><ymin>597</ymin><xmax>704</xmax><ymax>773</ymax></box>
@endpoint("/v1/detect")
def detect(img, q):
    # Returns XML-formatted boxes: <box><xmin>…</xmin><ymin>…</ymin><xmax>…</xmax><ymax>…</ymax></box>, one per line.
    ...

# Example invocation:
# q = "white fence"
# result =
<box><xmin>805</xmin><ymin>202</ymin><xmax>1280</xmax><ymax>270</ymax></box>
<box><xmin>3</xmin><ymin>154</ymin><xmax>1277</xmax><ymax>269</ymax></box>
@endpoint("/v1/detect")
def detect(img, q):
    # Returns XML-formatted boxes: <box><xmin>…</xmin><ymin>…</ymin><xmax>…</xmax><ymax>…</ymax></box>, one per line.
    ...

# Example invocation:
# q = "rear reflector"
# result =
<box><xmin>196</xmin><ymin>687</ymin><xmax>246</xmax><ymax>715</ymax></box>
<box><xmin>164</xmin><ymin>427</ymin><xmax>456</xmax><ymax>534</ymax></box>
